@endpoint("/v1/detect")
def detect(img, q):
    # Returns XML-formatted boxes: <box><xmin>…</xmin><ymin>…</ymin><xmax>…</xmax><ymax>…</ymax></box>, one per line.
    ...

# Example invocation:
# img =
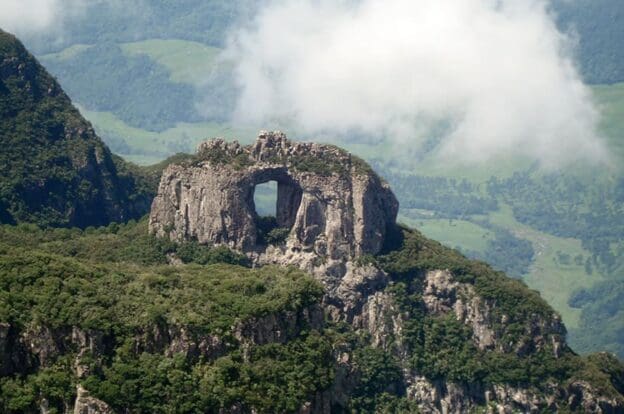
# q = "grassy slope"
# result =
<box><xmin>488</xmin><ymin>205</ymin><xmax>602</xmax><ymax>329</ymax></box>
<box><xmin>37</xmin><ymin>39</ymin><xmax>256</xmax><ymax>163</ymax></box>
<box><xmin>403</xmin><ymin>214</ymin><xmax>598</xmax><ymax>330</ymax></box>
<box><xmin>39</xmin><ymin>44</ymin><xmax>92</xmax><ymax>60</ymax></box>
<box><xmin>399</xmin><ymin>216</ymin><xmax>493</xmax><ymax>254</ymax></box>
<box><xmin>121</xmin><ymin>39</ymin><xmax>221</xmax><ymax>85</ymax></box>
<box><xmin>594</xmin><ymin>82</ymin><xmax>624</xmax><ymax>162</ymax></box>
<box><xmin>52</xmin><ymin>39</ymin><xmax>250</xmax><ymax>164</ymax></box>
<box><xmin>407</xmin><ymin>84</ymin><xmax>624</xmax><ymax>333</ymax></box>
<box><xmin>80</xmin><ymin>107</ymin><xmax>256</xmax><ymax>165</ymax></box>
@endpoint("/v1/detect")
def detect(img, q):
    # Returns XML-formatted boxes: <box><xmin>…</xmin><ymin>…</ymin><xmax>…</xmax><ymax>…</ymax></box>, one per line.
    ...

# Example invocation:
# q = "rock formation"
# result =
<box><xmin>2</xmin><ymin>27</ymin><xmax>621</xmax><ymax>413</ymax></box>
<box><xmin>147</xmin><ymin>132</ymin><xmax>624</xmax><ymax>413</ymax></box>
<box><xmin>149</xmin><ymin>131</ymin><xmax>402</xmax><ymax>327</ymax></box>
<box><xmin>149</xmin><ymin>131</ymin><xmax>398</xmax><ymax>261</ymax></box>
<box><xmin>73</xmin><ymin>385</ymin><xmax>113</xmax><ymax>414</ymax></box>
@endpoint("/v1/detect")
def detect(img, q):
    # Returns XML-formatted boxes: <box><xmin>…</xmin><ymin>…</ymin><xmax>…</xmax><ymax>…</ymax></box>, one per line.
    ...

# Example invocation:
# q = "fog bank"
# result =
<box><xmin>225</xmin><ymin>0</ymin><xmax>607</xmax><ymax>166</ymax></box>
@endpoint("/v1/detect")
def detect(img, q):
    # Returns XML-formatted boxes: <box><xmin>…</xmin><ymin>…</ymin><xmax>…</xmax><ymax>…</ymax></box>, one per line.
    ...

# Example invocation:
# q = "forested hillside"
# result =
<box><xmin>21</xmin><ymin>0</ymin><xmax>259</xmax><ymax>54</ymax></box>
<box><xmin>552</xmin><ymin>0</ymin><xmax>624</xmax><ymax>84</ymax></box>
<box><xmin>1</xmin><ymin>219</ymin><xmax>623</xmax><ymax>412</ymax></box>
<box><xmin>0</xmin><ymin>24</ymin><xmax>623</xmax><ymax>410</ymax></box>
<box><xmin>6</xmin><ymin>0</ymin><xmax>623</xmax><ymax>360</ymax></box>
<box><xmin>0</xmin><ymin>30</ymin><xmax>154</xmax><ymax>228</ymax></box>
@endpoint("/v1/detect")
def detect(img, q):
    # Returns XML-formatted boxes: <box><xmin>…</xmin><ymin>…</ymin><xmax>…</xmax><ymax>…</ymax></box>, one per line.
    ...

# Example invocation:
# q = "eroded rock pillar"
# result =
<box><xmin>276</xmin><ymin>181</ymin><xmax>302</xmax><ymax>229</ymax></box>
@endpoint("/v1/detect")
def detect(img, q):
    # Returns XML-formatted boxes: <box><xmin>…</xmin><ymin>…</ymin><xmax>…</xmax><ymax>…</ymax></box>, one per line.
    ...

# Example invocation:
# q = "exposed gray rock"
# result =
<box><xmin>149</xmin><ymin>131</ymin><xmax>399</xmax><ymax>332</ymax></box>
<box><xmin>233</xmin><ymin>305</ymin><xmax>324</xmax><ymax>348</ymax></box>
<box><xmin>0</xmin><ymin>322</ymin><xmax>10</xmax><ymax>374</ymax></box>
<box><xmin>73</xmin><ymin>385</ymin><xmax>113</xmax><ymax>414</ymax></box>
<box><xmin>353</xmin><ymin>290</ymin><xmax>405</xmax><ymax>351</ymax></box>
<box><xmin>15</xmin><ymin>325</ymin><xmax>110</xmax><ymax>377</ymax></box>
<box><xmin>421</xmin><ymin>269</ymin><xmax>566</xmax><ymax>355</ymax></box>
<box><xmin>71</xmin><ymin>327</ymin><xmax>107</xmax><ymax>378</ymax></box>
<box><xmin>403</xmin><ymin>377</ymin><xmax>622</xmax><ymax>414</ymax></box>
<box><xmin>422</xmin><ymin>269</ymin><xmax>497</xmax><ymax>351</ymax></box>
<box><xmin>149</xmin><ymin>131</ymin><xmax>398</xmax><ymax>262</ymax></box>
<box><xmin>21</xmin><ymin>324</ymin><xmax>64</xmax><ymax>368</ymax></box>
<box><xmin>566</xmin><ymin>380</ymin><xmax>624</xmax><ymax>413</ymax></box>
<box><xmin>39</xmin><ymin>397</ymin><xmax>52</xmax><ymax>414</ymax></box>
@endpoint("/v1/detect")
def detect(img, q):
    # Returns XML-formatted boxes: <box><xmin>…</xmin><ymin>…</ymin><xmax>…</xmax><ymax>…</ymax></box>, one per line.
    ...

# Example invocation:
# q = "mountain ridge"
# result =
<box><xmin>0</xmin><ymin>29</ymin><xmax>153</xmax><ymax>228</ymax></box>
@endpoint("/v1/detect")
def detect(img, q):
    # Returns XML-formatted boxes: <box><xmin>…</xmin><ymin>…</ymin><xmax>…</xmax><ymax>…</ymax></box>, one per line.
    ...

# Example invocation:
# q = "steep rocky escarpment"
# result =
<box><xmin>149</xmin><ymin>131</ymin><xmax>399</xmax><ymax>327</ymax></box>
<box><xmin>146</xmin><ymin>134</ymin><xmax>624</xmax><ymax>413</ymax></box>
<box><xmin>2</xmin><ymin>220</ymin><xmax>622</xmax><ymax>413</ymax></box>
<box><xmin>0</xmin><ymin>29</ymin><xmax>153</xmax><ymax>228</ymax></box>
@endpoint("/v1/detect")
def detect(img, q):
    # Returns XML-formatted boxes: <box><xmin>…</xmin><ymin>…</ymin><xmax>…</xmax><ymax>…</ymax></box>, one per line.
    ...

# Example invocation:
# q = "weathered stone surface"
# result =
<box><xmin>149</xmin><ymin>131</ymin><xmax>398</xmax><ymax>261</ymax></box>
<box><xmin>21</xmin><ymin>325</ymin><xmax>64</xmax><ymax>368</ymax></box>
<box><xmin>149</xmin><ymin>131</ymin><xmax>399</xmax><ymax>331</ymax></box>
<box><xmin>233</xmin><ymin>305</ymin><xmax>324</xmax><ymax>348</ymax></box>
<box><xmin>73</xmin><ymin>385</ymin><xmax>114</xmax><ymax>414</ymax></box>
<box><xmin>420</xmin><ymin>269</ymin><xmax>566</xmax><ymax>355</ymax></box>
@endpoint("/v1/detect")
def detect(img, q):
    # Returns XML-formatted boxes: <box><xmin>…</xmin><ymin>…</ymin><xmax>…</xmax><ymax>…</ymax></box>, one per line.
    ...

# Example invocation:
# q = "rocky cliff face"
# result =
<box><xmin>149</xmin><ymin>131</ymin><xmax>398</xmax><ymax>261</ymax></box>
<box><xmin>0</xmin><ymin>304</ymin><xmax>325</xmax><ymax>413</ymax></box>
<box><xmin>149</xmin><ymin>131</ymin><xmax>399</xmax><ymax>327</ymax></box>
<box><xmin>73</xmin><ymin>385</ymin><xmax>113</xmax><ymax>414</ymax></box>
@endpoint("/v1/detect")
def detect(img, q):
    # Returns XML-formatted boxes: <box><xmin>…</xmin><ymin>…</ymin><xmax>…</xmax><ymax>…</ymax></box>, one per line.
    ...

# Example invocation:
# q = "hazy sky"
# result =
<box><xmin>225</xmin><ymin>0</ymin><xmax>608</xmax><ymax>166</ymax></box>
<box><xmin>0</xmin><ymin>0</ymin><xmax>88</xmax><ymax>34</ymax></box>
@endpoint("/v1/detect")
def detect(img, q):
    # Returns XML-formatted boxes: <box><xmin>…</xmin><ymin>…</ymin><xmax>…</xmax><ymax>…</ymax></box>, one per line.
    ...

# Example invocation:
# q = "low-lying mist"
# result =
<box><xmin>224</xmin><ymin>0</ymin><xmax>608</xmax><ymax>167</ymax></box>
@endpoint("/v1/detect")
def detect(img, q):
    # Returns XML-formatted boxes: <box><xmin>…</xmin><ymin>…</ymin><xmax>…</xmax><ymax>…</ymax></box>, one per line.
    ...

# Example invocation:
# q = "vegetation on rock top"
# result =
<box><xmin>377</xmin><ymin>226</ymin><xmax>624</xmax><ymax>401</ymax></box>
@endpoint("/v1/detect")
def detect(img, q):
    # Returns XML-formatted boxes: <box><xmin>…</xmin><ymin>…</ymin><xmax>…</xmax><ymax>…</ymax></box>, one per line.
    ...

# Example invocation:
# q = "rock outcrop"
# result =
<box><xmin>73</xmin><ymin>385</ymin><xmax>113</xmax><ymax>414</ymax></box>
<box><xmin>149</xmin><ymin>131</ymin><xmax>398</xmax><ymax>325</ymax></box>
<box><xmin>2</xmin><ymin>27</ymin><xmax>620</xmax><ymax>413</ymax></box>
<box><xmin>149</xmin><ymin>131</ymin><xmax>398</xmax><ymax>261</ymax></box>
<box><xmin>1</xmin><ymin>306</ymin><xmax>326</xmax><ymax>413</ymax></box>
<box><xmin>147</xmin><ymin>132</ymin><xmax>623</xmax><ymax>413</ymax></box>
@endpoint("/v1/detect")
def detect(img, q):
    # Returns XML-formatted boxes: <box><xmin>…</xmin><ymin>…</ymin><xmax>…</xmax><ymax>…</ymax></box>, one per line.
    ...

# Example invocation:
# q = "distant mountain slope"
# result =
<box><xmin>19</xmin><ymin>0</ymin><xmax>622</xmax><ymax>85</ymax></box>
<box><xmin>553</xmin><ymin>0</ymin><xmax>624</xmax><ymax>84</ymax></box>
<box><xmin>22</xmin><ymin>0</ymin><xmax>259</xmax><ymax>54</ymax></box>
<box><xmin>40</xmin><ymin>42</ymin><xmax>200</xmax><ymax>132</ymax></box>
<box><xmin>0</xmin><ymin>29</ymin><xmax>153</xmax><ymax>227</ymax></box>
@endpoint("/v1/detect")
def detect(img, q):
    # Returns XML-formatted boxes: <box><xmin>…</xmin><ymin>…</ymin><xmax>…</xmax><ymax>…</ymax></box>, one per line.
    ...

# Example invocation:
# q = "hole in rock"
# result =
<box><xmin>252</xmin><ymin>179</ymin><xmax>302</xmax><ymax>246</ymax></box>
<box><xmin>254</xmin><ymin>181</ymin><xmax>278</xmax><ymax>218</ymax></box>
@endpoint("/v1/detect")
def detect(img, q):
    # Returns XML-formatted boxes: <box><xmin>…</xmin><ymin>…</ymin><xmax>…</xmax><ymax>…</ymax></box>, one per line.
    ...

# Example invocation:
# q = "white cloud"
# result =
<box><xmin>225</xmin><ymin>0</ymin><xmax>608</xmax><ymax>166</ymax></box>
<box><xmin>0</xmin><ymin>0</ymin><xmax>88</xmax><ymax>35</ymax></box>
<box><xmin>0</xmin><ymin>0</ymin><xmax>59</xmax><ymax>33</ymax></box>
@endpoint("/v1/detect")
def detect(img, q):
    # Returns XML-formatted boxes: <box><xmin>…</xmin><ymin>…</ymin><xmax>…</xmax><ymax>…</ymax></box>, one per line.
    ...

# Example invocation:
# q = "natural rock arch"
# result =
<box><xmin>149</xmin><ymin>131</ymin><xmax>399</xmax><ymax>262</ymax></box>
<box><xmin>248</xmin><ymin>168</ymin><xmax>303</xmax><ymax>232</ymax></box>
